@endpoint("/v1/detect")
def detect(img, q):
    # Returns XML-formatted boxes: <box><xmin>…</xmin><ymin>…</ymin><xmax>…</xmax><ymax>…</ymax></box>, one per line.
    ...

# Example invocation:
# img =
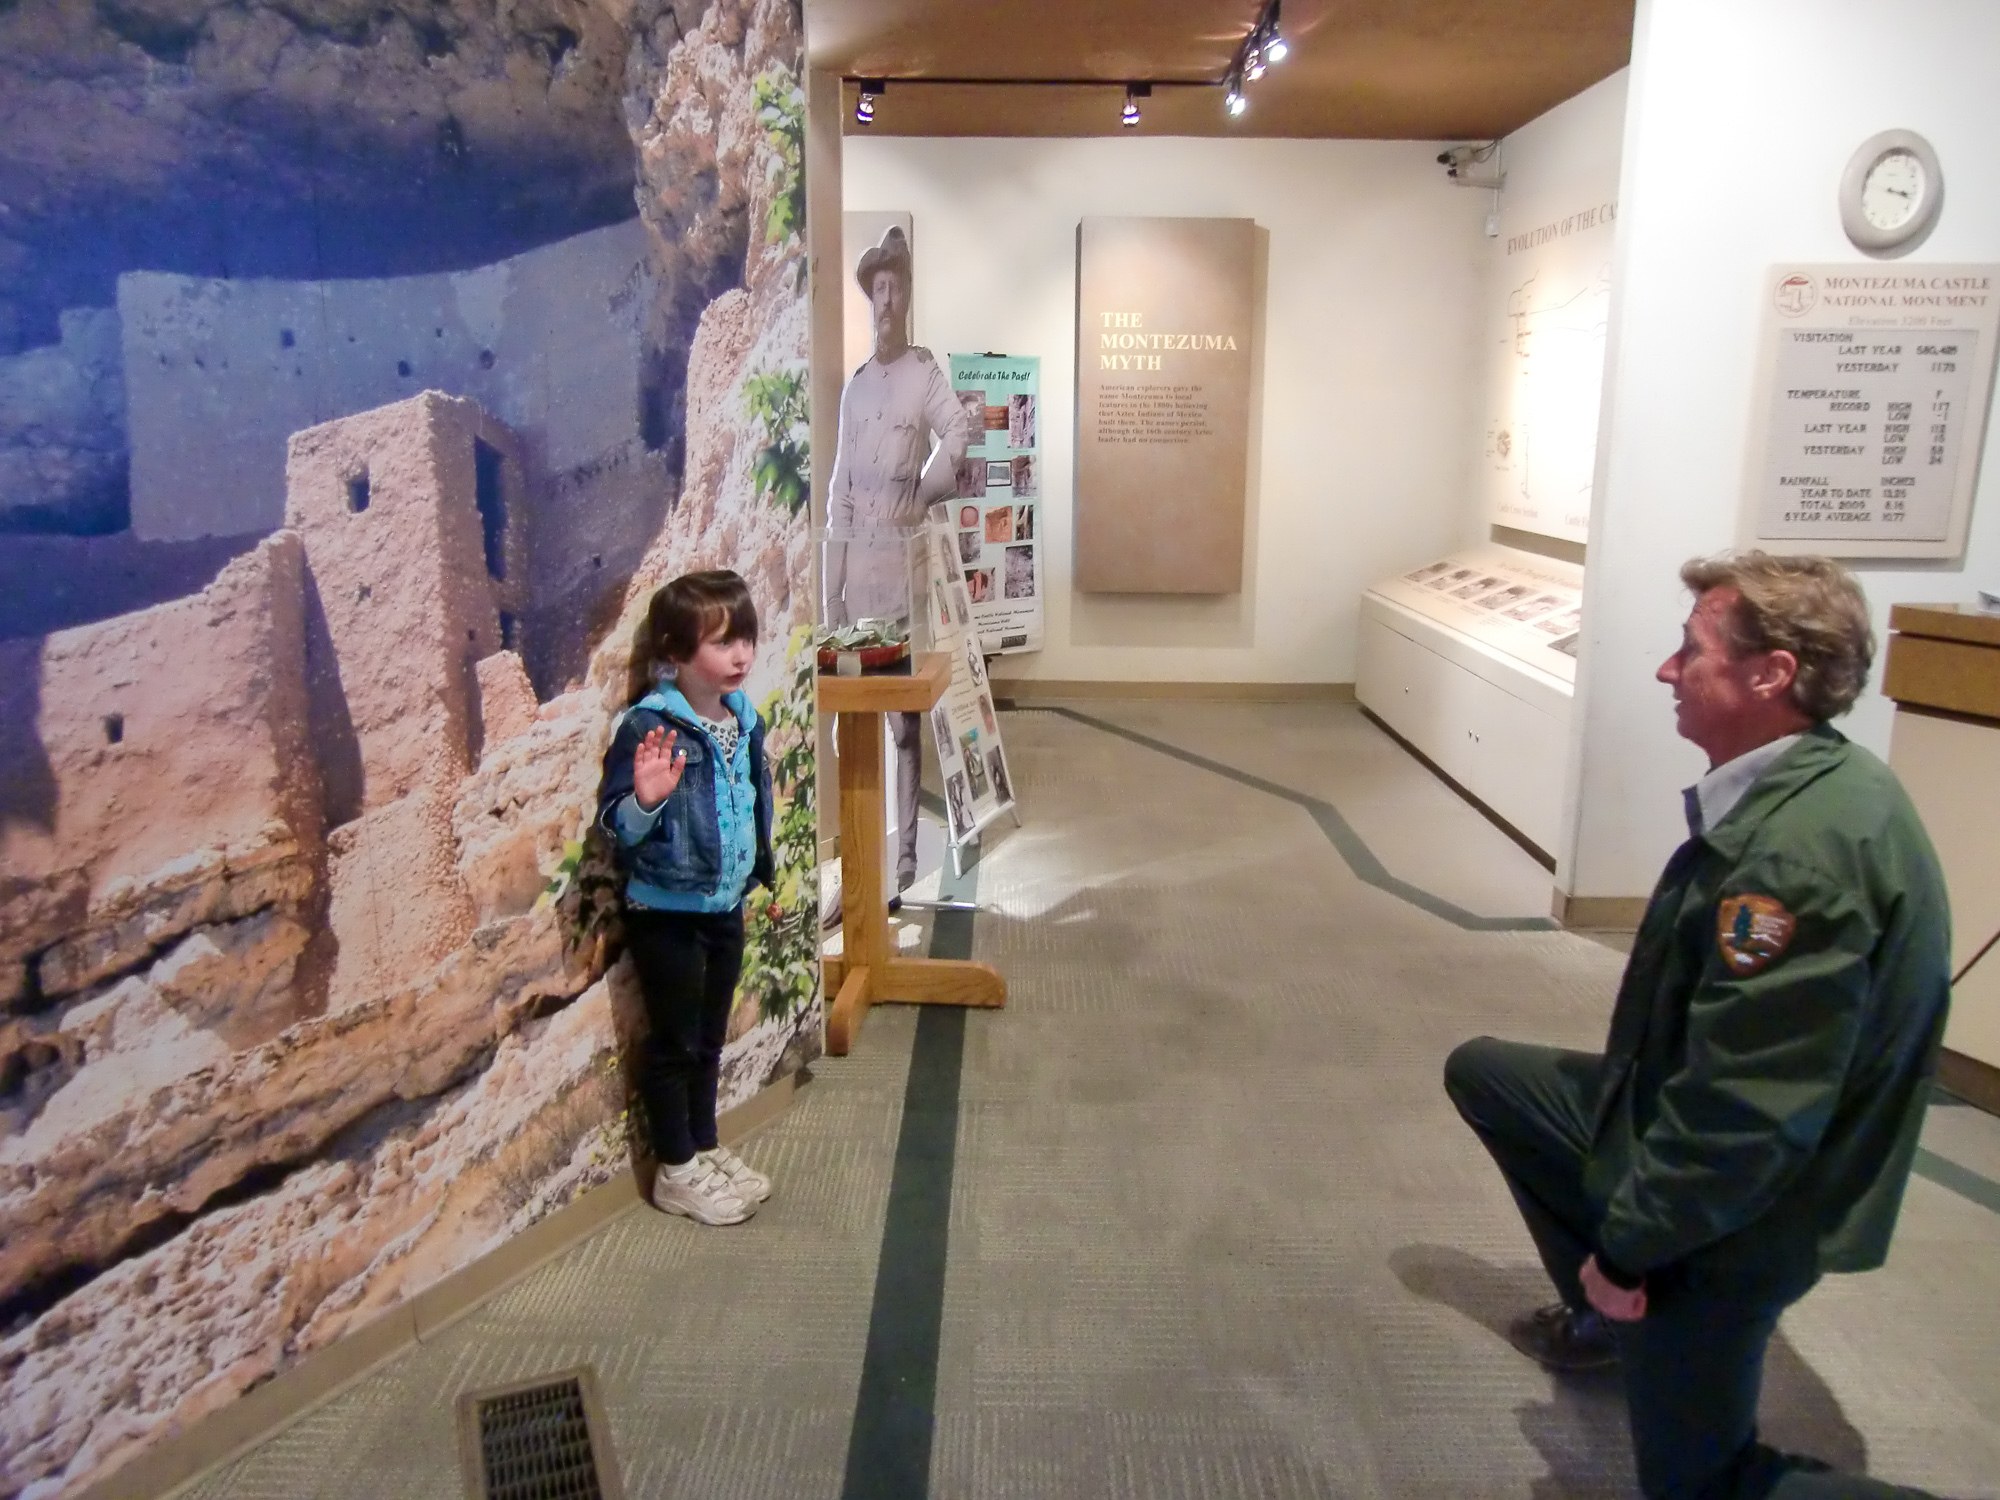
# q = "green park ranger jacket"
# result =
<box><xmin>1586</xmin><ymin>724</ymin><xmax>1953</xmax><ymax>1287</ymax></box>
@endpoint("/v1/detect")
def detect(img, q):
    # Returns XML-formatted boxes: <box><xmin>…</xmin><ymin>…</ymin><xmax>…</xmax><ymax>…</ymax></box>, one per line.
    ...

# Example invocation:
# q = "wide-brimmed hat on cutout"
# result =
<box><xmin>855</xmin><ymin>225</ymin><xmax>912</xmax><ymax>295</ymax></box>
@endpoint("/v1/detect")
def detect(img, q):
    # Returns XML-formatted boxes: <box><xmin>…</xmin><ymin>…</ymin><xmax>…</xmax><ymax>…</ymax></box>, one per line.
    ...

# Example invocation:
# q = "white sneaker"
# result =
<box><xmin>701</xmin><ymin>1144</ymin><xmax>772</xmax><ymax>1203</ymax></box>
<box><xmin>651</xmin><ymin>1157</ymin><xmax>755</xmax><ymax>1225</ymax></box>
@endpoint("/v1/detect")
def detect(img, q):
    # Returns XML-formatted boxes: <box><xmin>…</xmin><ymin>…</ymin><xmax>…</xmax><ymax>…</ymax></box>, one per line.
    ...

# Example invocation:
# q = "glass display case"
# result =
<box><xmin>816</xmin><ymin>524</ymin><xmax>930</xmax><ymax>670</ymax></box>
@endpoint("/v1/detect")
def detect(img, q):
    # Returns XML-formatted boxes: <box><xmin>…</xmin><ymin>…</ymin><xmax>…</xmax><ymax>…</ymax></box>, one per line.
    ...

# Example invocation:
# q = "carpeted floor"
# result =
<box><xmin>178</xmin><ymin>702</ymin><xmax>2000</xmax><ymax>1500</ymax></box>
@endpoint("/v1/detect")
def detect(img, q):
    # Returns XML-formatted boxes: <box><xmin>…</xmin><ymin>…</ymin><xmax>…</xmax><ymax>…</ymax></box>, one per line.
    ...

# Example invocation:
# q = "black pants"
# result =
<box><xmin>625</xmin><ymin>906</ymin><xmax>745</xmax><ymax>1168</ymax></box>
<box><xmin>1444</xmin><ymin>1037</ymin><xmax>1940</xmax><ymax>1500</ymax></box>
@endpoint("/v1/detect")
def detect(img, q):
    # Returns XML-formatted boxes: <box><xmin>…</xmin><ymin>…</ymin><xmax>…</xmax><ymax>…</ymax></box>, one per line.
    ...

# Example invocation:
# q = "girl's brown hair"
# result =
<box><xmin>624</xmin><ymin>570</ymin><xmax>758</xmax><ymax>702</ymax></box>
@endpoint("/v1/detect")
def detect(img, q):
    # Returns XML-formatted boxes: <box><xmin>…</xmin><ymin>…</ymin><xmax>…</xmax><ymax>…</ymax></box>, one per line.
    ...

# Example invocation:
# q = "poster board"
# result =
<box><xmin>947</xmin><ymin>353</ymin><xmax>1044</xmax><ymax>654</ymax></box>
<box><xmin>923</xmin><ymin>500</ymin><xmax>1018</xmax><ymax>851</ymax></box>
<box><xmin>1075</xmin><ymin>216</ymin><xmax>1256</xmax><ymax>594</ymax></box>
<box><xmin>1742</xmin><ymin>263</ymin><xmax>1999</xmax><ymax>559</ymax></box>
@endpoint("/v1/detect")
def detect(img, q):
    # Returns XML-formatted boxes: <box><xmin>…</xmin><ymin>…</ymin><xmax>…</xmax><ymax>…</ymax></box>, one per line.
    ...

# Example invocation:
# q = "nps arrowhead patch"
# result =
<box><xmin>1716</xmin><ymin>893</ymin><xmax>1798</xmax><ymax>976</ymax></box>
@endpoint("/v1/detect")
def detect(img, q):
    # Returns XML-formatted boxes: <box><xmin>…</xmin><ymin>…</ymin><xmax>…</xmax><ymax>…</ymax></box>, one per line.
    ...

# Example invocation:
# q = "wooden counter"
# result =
<box><xmin>1884</xmin><ymin>605</ymin><xmax>2000</xmax><ymax>1108</ymax></box>
<box><xmin>1884</xmin><ymin>603</ymin><xmax>2000</xmax><ymax>720</ymax></box>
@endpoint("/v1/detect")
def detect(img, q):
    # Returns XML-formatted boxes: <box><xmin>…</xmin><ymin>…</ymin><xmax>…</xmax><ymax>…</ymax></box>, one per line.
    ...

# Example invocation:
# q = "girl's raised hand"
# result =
<box><xmin>633</xmin><ymin>727</ymin><xmax>685</xmax><ymax>810</ymax></box>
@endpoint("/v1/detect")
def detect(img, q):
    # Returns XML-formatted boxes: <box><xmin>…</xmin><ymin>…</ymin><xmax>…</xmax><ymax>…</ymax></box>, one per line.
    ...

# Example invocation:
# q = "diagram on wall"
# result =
<box><xmin>1470</xmin><ymin>69</ymin><xmax>1626</xmax><ymax>546</ymax></box>
<box><xmin>1481</xmin><ymin>208</ymin><xmax>1615</xmax><ymax>544</ymax></box>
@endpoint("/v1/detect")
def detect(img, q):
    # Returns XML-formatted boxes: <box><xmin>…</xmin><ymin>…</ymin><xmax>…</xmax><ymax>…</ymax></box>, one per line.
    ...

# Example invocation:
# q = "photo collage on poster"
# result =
<box><xmin>1372</xmin><ymin>546</ymin><xmax>1586</xmax><ymax>681</ymax></box>
<box><xmin>947</xmin><ymin>354</ymin><xmax>1045</xmax><ymax>653</ymax></box>
<box><xmin>925</xmin><ymin>501</ymin><xmax>1018</xmax><ymax>847</ymax></box>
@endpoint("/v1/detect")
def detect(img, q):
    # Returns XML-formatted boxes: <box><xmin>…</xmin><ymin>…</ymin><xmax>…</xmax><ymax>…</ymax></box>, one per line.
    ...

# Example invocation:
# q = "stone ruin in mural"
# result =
<box><xmin>0</xmin><ymin>1</ymin><xmax>817</xmax><ymax>1494</ymax></box>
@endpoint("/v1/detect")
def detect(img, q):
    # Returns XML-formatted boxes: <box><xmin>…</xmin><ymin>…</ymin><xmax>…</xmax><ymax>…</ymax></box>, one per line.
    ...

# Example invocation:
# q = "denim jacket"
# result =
<box><xmin>595</xmin><ymin>685</ymin><xmax>775</xmax><ymax>913</ymax></box>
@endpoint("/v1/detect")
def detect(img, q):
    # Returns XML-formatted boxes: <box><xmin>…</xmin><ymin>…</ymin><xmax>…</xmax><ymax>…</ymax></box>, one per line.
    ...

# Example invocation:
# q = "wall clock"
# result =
<box><xmin>1840</xmin><ymin>129</ymin><xmax>1943</xmax><ymax>254</ymax></box>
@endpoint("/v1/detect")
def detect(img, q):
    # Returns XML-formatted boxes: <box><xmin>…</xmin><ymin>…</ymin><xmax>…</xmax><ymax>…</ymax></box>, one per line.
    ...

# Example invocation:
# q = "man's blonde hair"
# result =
<box><xmin>1680</xmin><ymin>551</ymin><xmax>1874</xmax><ymax>721</ymax></box>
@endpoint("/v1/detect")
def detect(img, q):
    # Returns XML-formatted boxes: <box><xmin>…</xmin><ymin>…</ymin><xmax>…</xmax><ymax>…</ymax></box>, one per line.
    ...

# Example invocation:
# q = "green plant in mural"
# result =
<box><xmin>754</xmin><ymin>69</ymin><xmax>806</xmax><ymax>247</ymax></box>
<box><xmin>746</xmin><ymin>365</ymin><xmax>810</xmax><ymax>515</ymax></box>
<box><xmin>738</xmin><ymin>626</ymin><xmax>821</xmax><ymax>1030</ymax></box>
<box><xmin>538</xmin><ymin>816</ymin><xmax>624</xmax><ymax>964</ymax></box>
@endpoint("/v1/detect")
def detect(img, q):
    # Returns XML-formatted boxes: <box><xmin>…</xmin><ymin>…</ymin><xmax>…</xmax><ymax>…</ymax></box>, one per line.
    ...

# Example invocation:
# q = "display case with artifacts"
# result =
<box><xmin>816</xmin><ymin>524</ymin><xmax>923</xmax><ymax>675</ymax></box>
<box><xmin>1356</xmin><ymin>543</ymin><xmax>1583</xmax><ymax>857</ymax></box>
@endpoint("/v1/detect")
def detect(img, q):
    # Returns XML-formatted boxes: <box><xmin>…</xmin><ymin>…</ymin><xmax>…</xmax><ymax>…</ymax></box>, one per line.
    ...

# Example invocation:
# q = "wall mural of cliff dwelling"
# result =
<box><xmin>0</xmin><ymin>1</ymin><xmax>818</xmax><ymax>1493</ymax></box>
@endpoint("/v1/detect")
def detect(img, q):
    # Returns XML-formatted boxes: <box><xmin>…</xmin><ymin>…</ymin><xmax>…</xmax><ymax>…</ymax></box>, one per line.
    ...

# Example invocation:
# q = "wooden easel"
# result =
<box><xmin>818</xmin><ymin>652</ymin><xmax>1007</xmax><ymax>1054</ymax></box>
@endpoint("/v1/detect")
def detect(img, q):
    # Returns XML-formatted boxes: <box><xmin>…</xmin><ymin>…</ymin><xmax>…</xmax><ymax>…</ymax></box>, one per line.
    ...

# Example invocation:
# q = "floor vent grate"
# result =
<box><xmin>458</xmin><ymin>1367</ymin><xmax>623</xmax><ymax>1500</ymax></box>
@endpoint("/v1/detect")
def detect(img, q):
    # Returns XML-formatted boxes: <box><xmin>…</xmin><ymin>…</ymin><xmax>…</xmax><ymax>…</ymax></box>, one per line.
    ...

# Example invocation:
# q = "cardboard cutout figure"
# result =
<box><xmin>826</xmin><ymin>226</ymin><xmax>972</xmax><ymax>887</ymax></box>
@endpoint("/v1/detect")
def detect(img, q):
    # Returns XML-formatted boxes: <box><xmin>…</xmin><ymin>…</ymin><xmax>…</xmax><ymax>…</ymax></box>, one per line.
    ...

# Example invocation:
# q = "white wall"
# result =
<box><xmin>1565</xmin><ymin>0</ymin><xmax>2000</xmax><ymax>897</ymax></box>
<box><xmin>843</xmin><ymin>136</ymin><xmax>1489</xmax><ymax>684</ymax></box>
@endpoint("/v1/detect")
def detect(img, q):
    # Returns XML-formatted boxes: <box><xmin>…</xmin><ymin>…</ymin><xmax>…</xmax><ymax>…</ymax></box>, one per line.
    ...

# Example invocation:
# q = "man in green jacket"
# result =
<box><xmin>1446</xmin><ymin>552</ymin><xmax>1954</xmax><ymax>1499</ymax></box>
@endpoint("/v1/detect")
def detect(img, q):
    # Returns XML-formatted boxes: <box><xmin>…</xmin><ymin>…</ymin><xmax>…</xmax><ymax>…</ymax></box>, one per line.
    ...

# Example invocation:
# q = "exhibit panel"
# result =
<box><xmin>1075</xmin><ymin>215</ymin><xmax>1257</xmax><ymax>595</ymax></box>
<box><xmin>1356</xmin><ymin>545</ymin><xmax>1582</xmax><ymax>856</ymax></box>
<box><xmin>1884</xmin><ymin>604</ymin><xmax>2000</xmax><ymax>1076</ymax></box>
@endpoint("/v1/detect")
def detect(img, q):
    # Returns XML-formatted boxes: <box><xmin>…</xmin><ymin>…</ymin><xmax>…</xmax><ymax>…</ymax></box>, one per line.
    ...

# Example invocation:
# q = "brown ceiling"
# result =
<box><xmin>808</xmin><ymin>0</ymin><xmax>1632</xmax><ymax>140</ymax></box>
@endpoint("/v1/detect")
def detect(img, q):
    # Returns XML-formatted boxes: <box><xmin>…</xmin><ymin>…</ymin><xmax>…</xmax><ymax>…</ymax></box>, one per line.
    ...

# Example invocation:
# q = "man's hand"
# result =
<box><xmin>633</xmin><ymin>727</ymin><xmax>685</xmax><ymax>811</ymax></box>
<box><xmin>1580</xmin><ymin>1255</ymin><xmax>1648</xmax><ymax>1321</ymax></box>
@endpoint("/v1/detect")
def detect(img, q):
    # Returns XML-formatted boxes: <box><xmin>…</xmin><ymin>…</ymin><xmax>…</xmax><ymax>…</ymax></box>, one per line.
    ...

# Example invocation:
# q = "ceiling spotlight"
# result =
<box><xmin>1121</xmin><ymin>83</ymin><xmax>1149</xmax><ymax>128</ymax></box>
<box><xmin>1225</xmin><ymin>80</ymin><xmax>1247</xmax><ymax>117</ymax></box>
<box><xmin>1245</xmin><ymin>52</ymin><xmax>1266</xmax><ymax>82</ymax></box>
<box><xmin>855</xmin><ymin>79</ymin><xmax>883</xmax><ymax>125</ymax></box>
<box><xmin>1263</xmin><ymin>2</ymin><xmax>1288</xmax><ymax>65</ymax></box>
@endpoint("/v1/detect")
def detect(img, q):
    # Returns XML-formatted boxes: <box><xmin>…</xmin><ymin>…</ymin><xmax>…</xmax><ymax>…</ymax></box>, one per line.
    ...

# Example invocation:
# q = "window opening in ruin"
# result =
<box><xmin>347</xmin><ymin>472</ymin><xmax>371</xmax><ymax>513</ymax></box>
<box><xmin>474</xmin><ymin>439</ymin><xmax>508</xmax><ymax>581</ymax></box>
<box><xmin>397</xmin><ymin>359</ymin><xmax>412</xmax><ymax>378</ymax></box>
<box><xmin>500</xmin><ymin>612</ymin><xmax>518</xmax><ymax>651</ymax></box>
<box><xmin>478</xmin><ymin>349</ymin><xmax>496</xmax><ymax>369</ymax></box>
<box><xmin>357</xmin><ymin>584</ymin><xmax>372</xmax><ymax>603</ymax></box>
<box><xmin>640</xmin><ymin>368</ymin><xmax>671</xmax><ymax>452</ymax></box>
<box><xmin>102</xmin><ymin>714</ymin><xmax>124</xmax><ymax>745</ymax></box>
<box><xmin>280</xmin><ymin>328</ymin><xmax>295</xmax><ymax>349</ymax></box>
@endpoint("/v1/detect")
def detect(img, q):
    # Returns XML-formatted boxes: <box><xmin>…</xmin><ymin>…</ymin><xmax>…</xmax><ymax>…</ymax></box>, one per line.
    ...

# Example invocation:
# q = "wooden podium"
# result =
<box><xmin>1884</xmin><ymin>603</ymin><xmax>2000</xmax><ymax>1110</ymax></box>
<box><xmin>818</xmin><ymin>652</ymin><xmax>1006</xmax><ymax>1054</ymax></box>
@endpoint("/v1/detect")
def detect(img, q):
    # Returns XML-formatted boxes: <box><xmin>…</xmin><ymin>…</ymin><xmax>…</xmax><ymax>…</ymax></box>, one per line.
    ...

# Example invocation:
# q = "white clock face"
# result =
<box><xmin>1862</xmin><ymin>149</ymin><xmax>1926</xmax><ymax>231</ymax></box>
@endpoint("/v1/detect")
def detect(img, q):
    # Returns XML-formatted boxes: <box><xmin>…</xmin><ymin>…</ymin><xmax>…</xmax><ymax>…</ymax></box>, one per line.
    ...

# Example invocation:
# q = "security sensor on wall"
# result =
<box><xmin>1437</xmin><ymin>142</ymin><xmax>1504</xmax><ymax>190</ymax></box>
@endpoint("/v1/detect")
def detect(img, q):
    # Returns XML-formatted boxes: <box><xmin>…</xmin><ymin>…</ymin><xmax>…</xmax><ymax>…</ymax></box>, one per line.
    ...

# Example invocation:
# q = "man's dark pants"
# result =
<box><xmin>1444</xmin><ymin>1037</ymin><xmax>1940</xmax><ymax>1500</ymax></box>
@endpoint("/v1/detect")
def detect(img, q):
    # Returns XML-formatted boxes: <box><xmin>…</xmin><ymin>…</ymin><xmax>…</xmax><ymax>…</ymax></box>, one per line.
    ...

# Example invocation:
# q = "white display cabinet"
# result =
<box><xmin>1355</xmin><ymin>544</ymin><xmax>1582</xmax><ymax>858</ymax></box>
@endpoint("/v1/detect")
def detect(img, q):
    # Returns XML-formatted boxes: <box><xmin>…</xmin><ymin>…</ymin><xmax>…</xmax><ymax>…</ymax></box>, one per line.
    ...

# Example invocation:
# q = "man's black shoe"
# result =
<box><xmin>1506</xmin><ymin>1301</ymin><xmax>1619</xmax><ymax>1372</ymax></box>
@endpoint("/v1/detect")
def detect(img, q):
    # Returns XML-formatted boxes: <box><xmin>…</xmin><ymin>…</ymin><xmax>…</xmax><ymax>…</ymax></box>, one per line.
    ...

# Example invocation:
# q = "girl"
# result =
<box><xmin>596</xmin><ymin>570</ymin><xmax>776</xmax><ymax>1225</ymax></box>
